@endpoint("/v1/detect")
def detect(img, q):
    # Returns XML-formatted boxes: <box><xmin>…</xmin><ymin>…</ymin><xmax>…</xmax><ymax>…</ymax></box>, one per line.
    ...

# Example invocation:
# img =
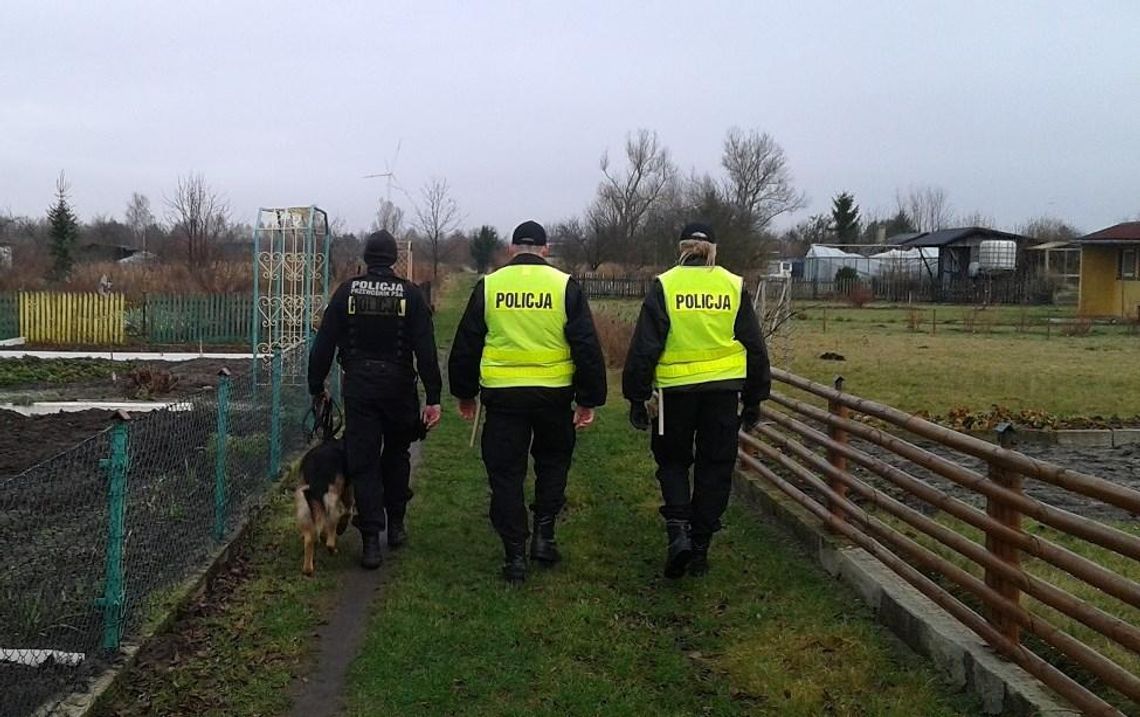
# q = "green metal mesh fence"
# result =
<box><xmin>0</xmin><ymin>342</ymin><xmax>315</xmax><ymax>717</ymax></box>
<box><xmin>0</xmin><ymin>294</ymin><xmax>18</xmax><ymax>341</ymax></box>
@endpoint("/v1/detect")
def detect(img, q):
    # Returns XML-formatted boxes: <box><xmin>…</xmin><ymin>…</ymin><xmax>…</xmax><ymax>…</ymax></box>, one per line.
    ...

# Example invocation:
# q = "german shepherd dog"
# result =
<box><xmin>295</xmin><ymin>397</ymin><xmax>354</xmax><ymax>576</ymax></box>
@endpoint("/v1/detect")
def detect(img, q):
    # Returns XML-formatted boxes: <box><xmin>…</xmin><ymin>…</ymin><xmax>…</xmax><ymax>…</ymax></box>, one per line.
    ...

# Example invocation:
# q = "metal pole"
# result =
<box><xmin>269</xmin><ymin>348</ymin><xmax>283</xmax><ymax>479</ymax></box>
<box><xmin>302</xmin><ymin>209</ymin><xmax>314</xmax><ymax>351</ymax></box>
<box><xmin>97</xmin><ymin>413</ymin><xmax>130</xmax><ymax>651</ymax></box>
<box><xmin>250</xmin><ymin>210</ymin><xmax>263</xmax><ymax>378</ymax></box>
<box><xmin>214</xmin><ymin>369</ymin><xmax>232</xmax><ymax>540</ymax></box>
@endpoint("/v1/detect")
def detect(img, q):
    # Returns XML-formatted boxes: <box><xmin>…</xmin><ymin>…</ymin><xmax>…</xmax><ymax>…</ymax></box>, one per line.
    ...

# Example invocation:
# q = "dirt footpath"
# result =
<box><xmin>285</xmin><ymin>441</ymin><xmax>421</xmax><ymax>717</ymax></box>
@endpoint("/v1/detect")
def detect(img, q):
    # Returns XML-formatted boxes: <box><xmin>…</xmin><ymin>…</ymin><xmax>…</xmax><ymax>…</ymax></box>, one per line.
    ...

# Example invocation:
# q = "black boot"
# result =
<box><xmin>663</xmin><ymin>519</ymin><xmax>692</xmax><ymax>579</ymax></box>
<box><xmin>361</xmin><ymin>532</ymin><xmax>383</xmax><ymax>570</ymax></box>
<box><xmin>387</xmin><ymin>507</ymin><xmax>408</xmax><ymax>549</ymax></box>
<box><xmin>502</xmin><ymin>539</ymin><xmax>527</xmax><ymax>583</ymax></box>
<box><xmin>689</xmin><ymin>535</ymin><xmax>710</xmax><ymax>577</ymax></box>
<box><xmin>530</xmin><ymin>514</ymin><xmax>561</xmax><ymax>565</ymax></box>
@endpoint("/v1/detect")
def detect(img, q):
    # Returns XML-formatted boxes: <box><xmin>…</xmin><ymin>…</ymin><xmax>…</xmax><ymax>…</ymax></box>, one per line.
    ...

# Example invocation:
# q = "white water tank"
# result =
<box><xmin>978</xmin><ymin>240</ymin><xmax>1017</xmax><ymax>273</ymax></box>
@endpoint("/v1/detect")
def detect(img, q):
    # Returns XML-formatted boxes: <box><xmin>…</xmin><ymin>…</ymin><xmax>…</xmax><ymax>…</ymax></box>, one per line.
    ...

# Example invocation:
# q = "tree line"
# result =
<box><xmin>1</xmin><ymin>133</ymin><xmax>1091</xmax><ymax>288</ymax></box>
<box><xmin>1</xmin><ymin>172</ymin><xmax>251</xmax><ymax>283</ymax></box>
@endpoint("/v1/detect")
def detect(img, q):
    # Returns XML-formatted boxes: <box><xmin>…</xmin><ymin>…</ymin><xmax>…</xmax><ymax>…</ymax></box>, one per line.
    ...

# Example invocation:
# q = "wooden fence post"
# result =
<box><xmin>826</xmin><ymin>375</ymin><xmax>849</xmax><ymax>524</ymax></box>
<box><xmin>985</xmin><ymin>422</ymin><xmax>1022</xmax><ymax>644</ymax></box>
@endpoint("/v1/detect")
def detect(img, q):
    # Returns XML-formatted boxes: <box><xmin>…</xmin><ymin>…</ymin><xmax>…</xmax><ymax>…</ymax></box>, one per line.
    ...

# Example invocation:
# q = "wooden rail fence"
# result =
<box><xmin>738</xmin><ymin>368</ymin><xmax>1140</xmax><ymax>715</ymax></box>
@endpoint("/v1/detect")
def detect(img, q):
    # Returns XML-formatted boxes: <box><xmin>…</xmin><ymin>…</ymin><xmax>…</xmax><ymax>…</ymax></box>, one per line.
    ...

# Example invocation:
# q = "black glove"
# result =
<box><xmin>629</xmin><ymin>401</ymin><xmax>650</xmax><ymax>431</ymax></box>
<box><xmin>311</xmin><ymin>391</ymin><xmax>328</xmax><ymax>412</ymax></box>
<box><xmin>740</xmin><ymin>403</ymin><xmax>760</xmax><ymax>432</ymax></box>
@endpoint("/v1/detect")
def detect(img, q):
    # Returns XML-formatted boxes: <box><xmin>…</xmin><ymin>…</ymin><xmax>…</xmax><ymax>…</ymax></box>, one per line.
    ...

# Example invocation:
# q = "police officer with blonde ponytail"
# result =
<box><xmin>623</xmin><ymin>222</ymin><xmax>770</xmax><ymax>578</ymax></box>
<box><xmin>450</xmin><ymin>220</ymin><xmax>606</xmax><ymax>583</ymax></box>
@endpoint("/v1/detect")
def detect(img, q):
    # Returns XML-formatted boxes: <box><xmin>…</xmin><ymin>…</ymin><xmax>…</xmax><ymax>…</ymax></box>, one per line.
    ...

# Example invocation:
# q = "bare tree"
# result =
<box><xmin>781</xmin><ymin>213</ymin><xmax>832</xmax><ymax>258</ymax></box>
<box><xmin>1019</xmin><ymin>215</ymin><xmax>1080</xmax><ymax>243</ymax></box>
<box><xmin>596</xmin><ymin>129</ymin><xmax>677</xmax><ymax>265</ymax></box>
<box><xmin>897</xmin><ymin>185</ymin><xmax>952</xmax><ymax>232</ymax></box>
<box><xmin>124</xmin><ymin>192</ymin><xmax>154</xmax><ymax>251</ymax></box>
<box><xmin>552</xmin><ymin>215</ymin><xmax>613</xmax><ymax>272</ymax></box>
<box><xmin>955</xmin><ymin>210</ymin><xmax>995</xmax><ymax>229</ymax></box>
<box><xmin>413</xmin><ymin>177</ymin><xmax>461</xmax><ymax>279</ymax></box>
<box><xmin>165</xmin><ymin>173</ymin><xmax>230</xmax><ymax>265</ymax></box>
<box><xmin>372</xmin><ymin>198</ymin><xmax>405</xmax><ymax>236</ymax></box>
<box><xmin>720</xmin><ymin>127</ymin><xmax>806</xmax><ymax>230</ymax></box>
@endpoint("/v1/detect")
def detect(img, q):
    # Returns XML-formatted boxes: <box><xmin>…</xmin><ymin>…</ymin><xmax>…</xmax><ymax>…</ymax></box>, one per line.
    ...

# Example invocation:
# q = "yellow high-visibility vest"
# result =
<box><xmin>481</xmin><ymin>263</ymin><xmax>574</xmax><ymax>388</ymax></box>
<box><xmin>654</xmin><ymin>265</ymin><xmax>747</xmax><ymax>388</ymax></box>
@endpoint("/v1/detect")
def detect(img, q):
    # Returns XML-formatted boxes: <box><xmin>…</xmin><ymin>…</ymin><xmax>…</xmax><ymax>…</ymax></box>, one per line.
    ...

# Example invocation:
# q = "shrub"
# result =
<box><xmin>593</xmin><ymin>309</ymin><xmax>634</xmax><ymax>369</ymax></box>
<box><xmin>906</xmin><ymin>309</ymin><xmax>922</xmax><ymax>331</ymax></box>
<box><xmin>845</xmin><ymin>285</ymin><xmax>874</xmax><ymax>308</ymax></box>
<box><xmin>127</xmin><ymin>366</ymin><xmax>179</xmax><ymax>398</ymax></box>
<box><xmin>1061</xmin><ymin>318</ymin><xmax>1093</xmax><ymax>337</ymax></box>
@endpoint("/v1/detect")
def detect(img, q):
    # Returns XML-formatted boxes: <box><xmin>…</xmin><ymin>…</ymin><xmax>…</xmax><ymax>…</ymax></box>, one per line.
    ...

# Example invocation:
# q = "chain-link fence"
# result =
<box><xmin>0</xmin><ymin>342</ymin><xmax>317</xmax><ymax>717</ymax></box>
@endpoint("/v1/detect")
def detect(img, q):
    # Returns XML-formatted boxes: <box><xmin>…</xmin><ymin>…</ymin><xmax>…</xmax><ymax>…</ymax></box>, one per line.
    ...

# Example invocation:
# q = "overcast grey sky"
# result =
<box><xmin>2</xmin><ymin>1</ymin><xmax>1138</xmax><ymax>237</ymax></box>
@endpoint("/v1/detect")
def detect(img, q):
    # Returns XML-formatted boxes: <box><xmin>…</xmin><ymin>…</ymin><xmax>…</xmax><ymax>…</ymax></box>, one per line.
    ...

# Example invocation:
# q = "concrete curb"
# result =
<box><xmin>733</xmin><ymin>469</ymin><xmax>1080</xmax><ymax>716</ymax></box>
<box><xmin>967</xmin><ymin>427</ymin><xmax>1139</xmax><ymax>449</ymax></box>
<box><xmin>36</xmin><ymin>457</ymin><xmax>305</xmax><ymax>717</ymax></box>
<box><xmin>0</xmin><ymin>350</ymin><xmax>262</xmax><ymax>361</ymax></box>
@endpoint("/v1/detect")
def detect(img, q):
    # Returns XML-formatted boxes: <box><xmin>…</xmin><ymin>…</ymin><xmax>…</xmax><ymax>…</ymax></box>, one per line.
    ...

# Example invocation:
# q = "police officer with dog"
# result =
<box><xmin>309</xmin><ymin>229</ymin><xmax>443</xmax><ymax>570</ymax></box>
<box><xmin>449</xmin><ymin>220</ymin><xmax>607</xmax><ymax>583</ymax></box>
<box><xmin>623</xmin><ymin>222</ymin><xmax>770</xmax><ymax>579</ymax></box>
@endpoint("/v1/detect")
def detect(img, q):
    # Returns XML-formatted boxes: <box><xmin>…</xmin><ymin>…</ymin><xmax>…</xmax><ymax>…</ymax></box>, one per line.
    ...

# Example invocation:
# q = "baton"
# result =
<box><xmin>468</xmin><ymin>399</ymin><xmax>482</xmax><ymax>448</ymax></box>
<box><xmin>656</xmin><ymin>388</ymin><xmax>665</xmax><ymax>436</ymax></box>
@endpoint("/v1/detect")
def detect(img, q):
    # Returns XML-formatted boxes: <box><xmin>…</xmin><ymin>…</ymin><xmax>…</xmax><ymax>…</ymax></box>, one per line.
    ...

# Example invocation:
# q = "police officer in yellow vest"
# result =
<box><xmin>623</xmin><ymin>222</ymin><xmax>771</xmax><ymax>578</ymax></box>
<box><xmin>450</xmin><ymin>220</ymin><xmax>607</xmax><ymax>583</ymax></box>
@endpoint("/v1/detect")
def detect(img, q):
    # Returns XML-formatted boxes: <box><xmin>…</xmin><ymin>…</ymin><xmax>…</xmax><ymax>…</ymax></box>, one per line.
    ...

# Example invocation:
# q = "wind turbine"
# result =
<box><xmin>363</xmin><ymin>139</ymin><xmax>404</xmax><ymax>203</ymax></box>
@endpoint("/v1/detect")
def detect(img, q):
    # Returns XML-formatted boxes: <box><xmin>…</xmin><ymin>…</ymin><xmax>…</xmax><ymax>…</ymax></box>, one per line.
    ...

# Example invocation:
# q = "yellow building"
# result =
<box><xmin>1078</xmin><ymin>222</ymin><xmax>1140</xmax><ymax>319</ymax></box>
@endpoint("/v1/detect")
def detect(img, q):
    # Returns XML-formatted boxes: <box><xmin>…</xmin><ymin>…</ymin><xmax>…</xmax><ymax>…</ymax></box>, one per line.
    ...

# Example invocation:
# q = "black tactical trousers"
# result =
<box><xmin>481</xmin><ymin>405</ymin><xmax>576</xmax><ymax>543</ymax></box>
<box><xmin>343</xmin><ymin>365</ymin><xmax>420</xmax><ymax>535</ymax></box>
<box><xmin>650</xmin><ymin>390</ymin><xmax>740</xmax><ymax>539</ymax></box>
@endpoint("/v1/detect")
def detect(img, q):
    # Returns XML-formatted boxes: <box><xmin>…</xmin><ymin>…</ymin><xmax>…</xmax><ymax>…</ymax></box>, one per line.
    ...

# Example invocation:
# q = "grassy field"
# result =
<box><xmin>593</xmin><ymin>297</ymin><xmax>1140</xmax><ymax>419</ymax></box>
<box><xmin>107</xmin><ymin>278</ymin><xmax>1140</xmax><ymax>716</ymax></box>
<box><xmin>339</xmin><ymin>276</ymin><xmax>981</xmax><ymax>716</ymax></box>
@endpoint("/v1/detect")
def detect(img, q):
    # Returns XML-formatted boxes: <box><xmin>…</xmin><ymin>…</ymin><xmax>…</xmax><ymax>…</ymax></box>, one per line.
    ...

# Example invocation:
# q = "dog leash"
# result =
<box><xmin>305</xmin><ymin>395</ymin><xmax>344</xmax><ymax>442</ymax></box>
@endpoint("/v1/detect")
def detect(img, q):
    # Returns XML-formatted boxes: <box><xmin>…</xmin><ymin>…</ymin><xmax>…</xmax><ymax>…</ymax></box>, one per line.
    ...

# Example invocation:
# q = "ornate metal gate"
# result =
<box><xmin>251</xmin><ymin>207</ymin><xmax>330</xmax><ymax>379</ymax></box>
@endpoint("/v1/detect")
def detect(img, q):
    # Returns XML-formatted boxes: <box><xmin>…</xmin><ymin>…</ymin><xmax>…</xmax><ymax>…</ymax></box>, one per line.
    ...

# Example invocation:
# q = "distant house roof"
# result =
<box><xmin>888</xmin><ymin>232</ymin><xmax>926</xmax><ymax>245</ymax></box>
<box><xmin>892</xmin><ymin>227</ymin><xmax>1030</xmax><ymax>248</ymax></box>
<box><xmin>1077</xmin><ymin>222</ymin><xmax>1140</xmax><ymax>245</ymax></box>
<box><xmin>78</xmin><ymin>243</ymin><xmax>139</xmax><ymax>262</ymax></box>
<box><xmin>1026</xmin><ymin>241</ymin><xmax>1076</xmax><ymax>251</ymax></box>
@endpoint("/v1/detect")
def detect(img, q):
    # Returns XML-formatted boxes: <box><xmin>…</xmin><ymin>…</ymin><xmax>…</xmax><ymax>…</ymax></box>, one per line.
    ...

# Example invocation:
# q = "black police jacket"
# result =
<box><xmin>448</xmin><ymin>254</ymin><xmax>607</xmax><ymax>412</ymax></box>
<box><xmin>308</xmin><ymin>266</ymin><xmax>443</xmax><ymax>405</ymax></box>
<box><xmin>621</xmin><ymin>260</ymin><xmax>771</xmax><ymax>407</ymax></box>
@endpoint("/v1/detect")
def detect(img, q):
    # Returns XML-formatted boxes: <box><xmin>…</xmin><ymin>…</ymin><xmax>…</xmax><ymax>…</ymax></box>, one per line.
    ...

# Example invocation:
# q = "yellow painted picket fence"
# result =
<box><xmin>18</xmin><ymin>292</ymin><xmax>126</xmax><ymax>345</ymax></box>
